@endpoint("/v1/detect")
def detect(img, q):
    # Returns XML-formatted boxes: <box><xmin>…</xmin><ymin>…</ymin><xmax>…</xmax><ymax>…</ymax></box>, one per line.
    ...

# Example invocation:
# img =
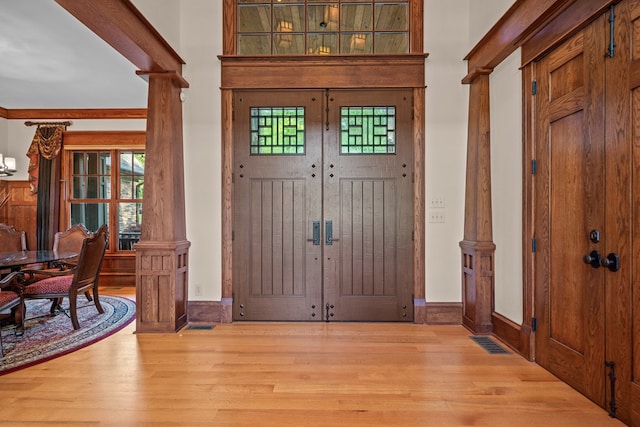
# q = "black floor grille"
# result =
<box><xmin>186</xmin><ymin>324</ymin><xmax>215</xmax><ymax>330</ymax></box>
<box><xmin>470</xmin><ymin>336</ymin><xmax>510</xmax><ymax>354</ymax></box>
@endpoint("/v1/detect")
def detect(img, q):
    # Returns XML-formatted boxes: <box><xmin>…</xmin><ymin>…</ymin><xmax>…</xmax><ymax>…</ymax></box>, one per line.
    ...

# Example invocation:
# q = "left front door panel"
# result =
<box><xmin>233</xmin><ymin>91</ymin><xmax>324</xmax><ymax>320</ymax></box>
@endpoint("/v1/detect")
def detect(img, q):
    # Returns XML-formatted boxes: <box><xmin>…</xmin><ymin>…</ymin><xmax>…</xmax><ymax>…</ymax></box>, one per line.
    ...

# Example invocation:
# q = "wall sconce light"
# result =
<box><xmin>350</xmin><ymin>33</ymin><xmax>367</xmax><ymax>53</ymax></box>
<box><xmin>0</xmin><ymin>154</ymin><xmax>17</xmax><ymax>177</ymax></box>
<box><xmin>276</xmin><ymin>20</ymin><xmax>293</xmax><ymax>48</ymax></box>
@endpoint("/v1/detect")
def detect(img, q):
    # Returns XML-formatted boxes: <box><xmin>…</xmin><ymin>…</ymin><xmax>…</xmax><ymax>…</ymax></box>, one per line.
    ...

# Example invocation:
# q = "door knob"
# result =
<box><xmin>600</xmin><ymin>253</ymin><xmax>620</xmax><ymax>272</ymax></box>
<box><xmin>583</xmin><ymin>250</ymin><xmax>601</xmax><ymax>268</ymax></box>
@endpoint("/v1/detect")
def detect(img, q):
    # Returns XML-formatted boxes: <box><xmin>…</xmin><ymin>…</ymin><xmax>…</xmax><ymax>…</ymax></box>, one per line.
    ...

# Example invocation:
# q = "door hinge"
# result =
<box><xmin>532</xmin><ymin>80</ymin><xmax>537</xmax><ymax>95</ymax></box>
<box><xmin>532</xmin><ymin>237</ymin><xmax>537</xmax><ymax>253</ymax></box>
<box><xmin>531</xmin><ymin>159</ymin><xmax>537</xmax><ymax>175</ymax></box>
<box><xmin>411</xmin><ymin>231</ymin><xmax>414</xmax><ymax>241</ymax></box>
<box><xmin>605</xmin><ymin>361</ymin><xmax>617</xmax><ymax>418</ymax></box>
<box><xmin>232</xmin><ymin>230</ymin><xmax>235</xmax><ymax>241</ymax></box>
<box><xmin>325</xmin><ymin>303</ymin><xmax>334</xmax><ymax>322</ymax></box>
<box><xmin>531</xmin><ymin>316</ymin><xmax>537</xmax><ymax>332</ymax></box>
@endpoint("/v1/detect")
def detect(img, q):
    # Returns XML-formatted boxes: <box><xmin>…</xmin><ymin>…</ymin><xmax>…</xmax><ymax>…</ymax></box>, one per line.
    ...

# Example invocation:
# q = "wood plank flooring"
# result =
<box><xmin>0</xmin><ymin>287</ymin><xmax>625</xmax><ymax>426</ymax></box>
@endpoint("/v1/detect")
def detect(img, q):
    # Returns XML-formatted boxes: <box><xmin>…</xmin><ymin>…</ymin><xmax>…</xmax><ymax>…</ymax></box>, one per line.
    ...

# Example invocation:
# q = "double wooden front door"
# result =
<box><xmin>533</xmin><ymin>2</ymin><xmax>640</xmax><ymax>423</ymax></box>
<box><xmin>232</xmin><ymin>89</ymin><xmax>414</xmax><ymax>321</ymax></box>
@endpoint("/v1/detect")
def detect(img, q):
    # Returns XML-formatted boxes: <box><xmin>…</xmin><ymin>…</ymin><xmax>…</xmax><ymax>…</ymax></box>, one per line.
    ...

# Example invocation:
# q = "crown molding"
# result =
<box><xmin>3</xmin><ymin>108</ymin><xmax>147</xmax><ymax>120</ymax></box>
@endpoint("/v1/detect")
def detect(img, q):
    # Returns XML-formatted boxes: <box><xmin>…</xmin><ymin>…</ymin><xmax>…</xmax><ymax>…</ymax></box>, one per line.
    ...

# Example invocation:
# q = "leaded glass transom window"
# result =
<box><xmin>341</xmin><ymin>106</ymin><xmax>396</xmax><ymax>154</ymax></box>
<box><xmin>237</xmin><ymin>1</ymin><xmax>409</xmax><ymax>56</ymax></box>
<box><xmin>250</xmin><ymin>107</ymin><xmax>306</xmax><ymax>155</ymax></box>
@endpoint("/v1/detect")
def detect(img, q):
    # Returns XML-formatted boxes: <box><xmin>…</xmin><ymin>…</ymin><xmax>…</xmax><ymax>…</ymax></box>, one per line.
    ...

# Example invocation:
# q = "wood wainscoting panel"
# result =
<box><xmin>0</xmin><ymin>180</ymin><xmax>37</xmax><ymax>250</ymax></box>
<box><xmin>99</xmin><ymin>254</ymin><xmax>136</xmax><ymax>287</ymax></box>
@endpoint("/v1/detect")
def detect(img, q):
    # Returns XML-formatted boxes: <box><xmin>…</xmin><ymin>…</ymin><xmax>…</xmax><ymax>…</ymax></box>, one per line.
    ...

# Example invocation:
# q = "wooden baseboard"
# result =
<box><xmin>188</xmin><ymin>298</ymin><xmax>232</xmax><ymax>323</ymax></box>
<box><xmin>423</xmin><ymin>302</ymin><xmax>462</xmax><ymax>325</ymax></box>
<box><xmin>491</xmin><ymin>312</ymin><xmax>531</xmax><ymax>359</ymax></box>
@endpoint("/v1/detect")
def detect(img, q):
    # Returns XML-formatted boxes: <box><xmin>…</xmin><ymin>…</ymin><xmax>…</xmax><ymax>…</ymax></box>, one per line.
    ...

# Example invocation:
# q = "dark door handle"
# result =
<box><xmin>312</xmin><ymin>221</ymin><xmax>320</xmax><ymax>246</ymax></box>
<box><xmin>601</xmin><ymin>253</ymin><xmax>620</xmax><ymax>272</ymax></box>
<box><xmin>325</xmin><ymin>220</ymin><xmax>333</xmax><ymax>245</ymax></box>
<box><xmin>583</xmin><ymin>250</ymin><xmax>601</xmax><ymax>268</ymax></box>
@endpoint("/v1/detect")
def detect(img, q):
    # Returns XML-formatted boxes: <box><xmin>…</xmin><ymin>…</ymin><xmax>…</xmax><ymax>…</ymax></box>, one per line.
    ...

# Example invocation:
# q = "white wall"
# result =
<box><xmin>423</xmin><ymin>0</ymin><xmax>517</xmax><ymax>305</ymax></box>
<box><xmin>423</xmin><ymin>1</ymin><xmax>470</xmax><ymax>302</ymax></box>
<box><xmin>469</xmin><ymin>0</ymin><xmax>516</xmax><ymax>50</ymax></box>
<box><xmin>491</xmin><ymin>50</ymin><xmax>523</xmax><ymax>323</ymax></box>
<box><xmin>179</xmin><ymin>1</ymin><xmax>223</xmax><ymax>301</ymax></box>
<box><xmin>132</xmin><ymin>0</ymin><xmax>181</xmax><ymax>50</ymax></box>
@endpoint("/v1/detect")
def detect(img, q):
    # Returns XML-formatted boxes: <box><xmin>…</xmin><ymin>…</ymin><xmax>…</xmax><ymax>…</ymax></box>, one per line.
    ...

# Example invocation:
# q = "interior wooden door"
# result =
<box><xmin>232</xmin><ymin>89</ymin><xmax>414</xmax><ymax>321</ymax></box>
<box><xmin>534</xmin><ymin>2</ymin><xmax>640</xmax><ymax>422</ymax></box>
<box><xmin>534</xmin><ymin>15</ymin><xmax>607</xmax><ymax>406</ymax></box>
<box><xmin>614</xmin><ymin>1</ymin><xmax>640</xmax><ymax>423</ymax></box>
<box><xmin>323</xmin><ymin>90</ymin><xmax>414</xmax><ymax>321</ymax></box>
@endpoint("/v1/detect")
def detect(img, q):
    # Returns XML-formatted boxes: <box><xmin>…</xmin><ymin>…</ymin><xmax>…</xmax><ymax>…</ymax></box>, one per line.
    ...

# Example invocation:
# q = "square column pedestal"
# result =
<box><xmin>135</xmin><ymin>240</ymin><xmax>190</xmax><ymax>333</ymax></box>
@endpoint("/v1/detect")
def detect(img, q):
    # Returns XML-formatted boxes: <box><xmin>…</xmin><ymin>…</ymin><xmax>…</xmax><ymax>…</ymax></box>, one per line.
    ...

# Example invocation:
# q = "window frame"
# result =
<box><xmin>224</xmin><ymin>0</ymin><xmax>423</xmax><ymax>56</ymax></box>
<box><xmin>61</xmin><ymin>131</ymin><xmax>146</xmax><ymax>255</ymax></box>
<box><xmin>236</xmin><ymin>0</ymin><xmax>410</xmax><ymax>56</ymax></box>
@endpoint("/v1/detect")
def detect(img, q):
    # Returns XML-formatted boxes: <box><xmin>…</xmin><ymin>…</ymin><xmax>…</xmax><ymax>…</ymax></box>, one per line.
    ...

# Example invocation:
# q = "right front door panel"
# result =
<box><xmin>323</xmin><ymin>90</ymin><xmax>414</xmax><ymax>321</ymax></box>
<box><xmin>534</xmin><ymin>17</ymin><xmax>606</xmax><ymax>405</ymax></box>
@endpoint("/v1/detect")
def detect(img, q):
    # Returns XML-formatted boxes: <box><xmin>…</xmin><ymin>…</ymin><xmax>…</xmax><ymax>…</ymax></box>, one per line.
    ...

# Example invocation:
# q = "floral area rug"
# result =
<box><xmin>0</xmin><ymin>295</ymin><xmax>135</xmax><ymax>375</ymax></box>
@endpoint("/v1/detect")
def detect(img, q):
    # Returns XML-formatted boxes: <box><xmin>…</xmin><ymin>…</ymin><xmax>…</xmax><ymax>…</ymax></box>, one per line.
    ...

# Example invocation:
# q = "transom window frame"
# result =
<box><xmin>224</xmin><ymin>0</ymin><xmax>423</xmax><ymax>56</ymax></box>
<box><xmin>237</xmin><ymin>0</ymin><xmax>410</xmax><ymax>56</ymax></box>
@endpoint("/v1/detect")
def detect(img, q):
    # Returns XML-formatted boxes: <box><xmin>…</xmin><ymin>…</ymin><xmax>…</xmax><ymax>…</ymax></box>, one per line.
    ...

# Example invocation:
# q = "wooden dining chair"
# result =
<box><xmin>0</xmin><ymin>272</ymin><xmax>26</xmax><ymax>356</ymax></box>
<box><xmin>25</xmin><ymin>224</ymin><xmax>94</xmax><ymax>302</ymax></box>
<box><xmin>22</xmin><ymin>224</ymin><xmax>108</xmax><ymax>330</ymax></box>
<box><xmin>0</xmin><ymin>223</ymin><xmax>26</xmax><ymax>252</ymax></box>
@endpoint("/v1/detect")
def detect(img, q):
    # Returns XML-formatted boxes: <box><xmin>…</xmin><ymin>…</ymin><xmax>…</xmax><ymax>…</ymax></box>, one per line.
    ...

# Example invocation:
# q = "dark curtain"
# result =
<box><xmin>27</xmin><ymin>125</ymin><xmax>64</xmax><ymax>250</ymax></box>
<box><xmin>35</xmin><ymin>157</ymin><xmax>60</xmax><ymax>250</ymax></box>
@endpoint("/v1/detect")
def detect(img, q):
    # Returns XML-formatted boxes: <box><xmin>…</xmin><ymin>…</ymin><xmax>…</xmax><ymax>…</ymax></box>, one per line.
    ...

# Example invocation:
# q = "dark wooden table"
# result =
<box><xmin>0</xmin><ymin>250</ymin><xmax>77</xmax><ymax>271</ymax></box>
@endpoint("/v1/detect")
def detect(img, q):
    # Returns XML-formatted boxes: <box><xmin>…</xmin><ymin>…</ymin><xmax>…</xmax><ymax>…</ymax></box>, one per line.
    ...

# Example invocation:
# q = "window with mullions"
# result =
<box><xmin>69</xmin><ymin>150</ymin><xmax>145</xmax><ymax>251</ymax></box>
<box><xmin>341</xmin><ymin>106</ymin><xmax>396</xmax><ymax>154</ymax></box>
<box><xmin>237</xmin><ymin>0</ymin><xmax>409</xmax><ymax>56</ymax></box>
<box><xmin>250</xmin><ymin>107</ymin><xmax>305</xmax><ymax>155</ymax></box>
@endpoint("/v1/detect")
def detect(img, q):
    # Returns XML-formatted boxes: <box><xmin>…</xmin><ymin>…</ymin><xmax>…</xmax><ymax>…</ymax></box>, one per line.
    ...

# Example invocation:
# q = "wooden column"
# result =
<box><xmin>135</xmin><ymin>73</ymin><xmax>190</xmax><ymax>333</ymax></box>
<box><xmin>220</xmin><ymin>88</ymin><xmax>234</xmax><ymax>323</ymax></box>
<box><xmin>460</xmin><ymin>70</ymin><xmax>495</xmax><ymax>334</ymax></box>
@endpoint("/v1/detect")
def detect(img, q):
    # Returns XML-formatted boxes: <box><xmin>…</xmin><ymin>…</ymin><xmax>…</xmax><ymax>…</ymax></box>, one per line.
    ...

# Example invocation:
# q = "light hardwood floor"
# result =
<box><xmin>0</xmin><ymin>287</ymin><xmax>625</xmax><ymax>426</ymax></box>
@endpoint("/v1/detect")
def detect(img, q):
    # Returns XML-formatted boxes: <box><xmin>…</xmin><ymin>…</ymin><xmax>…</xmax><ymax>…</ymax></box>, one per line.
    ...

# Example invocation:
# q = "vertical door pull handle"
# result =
<box><xmin>312</xmin><ymin>221</ymin><xmax>320</xmax><ymax>246</ymax></box>
<box><xmin>325</xmin><ymin>220</ymin><xmax>333</xmax><ymax>245</ymax></box>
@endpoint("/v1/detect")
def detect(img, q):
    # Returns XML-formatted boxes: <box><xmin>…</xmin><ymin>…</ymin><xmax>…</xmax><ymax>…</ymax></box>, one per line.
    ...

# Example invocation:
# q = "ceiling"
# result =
<box><xmin>0</xmin><ymin>0</ymin><xmax>148</xmax><ymax>110</ymax></box>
